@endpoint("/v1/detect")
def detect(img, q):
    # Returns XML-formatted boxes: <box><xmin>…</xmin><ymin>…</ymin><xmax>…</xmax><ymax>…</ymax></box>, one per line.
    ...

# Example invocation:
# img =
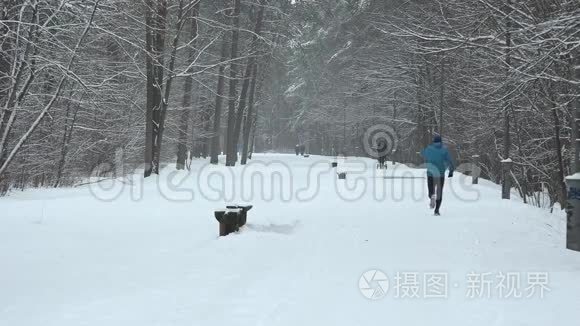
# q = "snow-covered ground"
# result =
<box><xmin>1</xmin><ymin>154</ymin><xmax>580</xmax><ymax>326</ymax></box>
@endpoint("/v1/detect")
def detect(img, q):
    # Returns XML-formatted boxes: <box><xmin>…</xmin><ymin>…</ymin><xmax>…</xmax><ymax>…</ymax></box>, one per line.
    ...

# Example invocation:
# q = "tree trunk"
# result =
<box><xmin>438</xmin><ymin>55</ymin><xmax>445</xmax><ymax>136</ymax></box>
<box><xmin>248</xmin><ymin>112</ymin><xmax>257</xmax><ymax>160</ymax></box>
<box><xmin>241</xmin><ymin>64</ymin><xmax>258</xmax><ymax>165</ymax></box>
<box><xmin>54</xmin><ymin>91</ymin><xmax>80</xmax><ymax>187</ymax></box>
<box><xmin>511</xmin><ymin>106</ymin><xmax>528</xmax><ymax>203</ymax></box>
<box><xmin>152</xmin><ymin>0</ymin><xmax>175</xmax><ymax>175</ymax></box>
<box><xmin>233</xmin><ymin>0</ymin><xmax>265</xmax><ymax>156</ymax></box>
<box><xmin>551</xmin><ymin>101</ymin><xmax>566</xmax><ymax>206</ymax></box>
<box><xmin>144</xmin><ymin>0</ymin><xmax>161</xmax><ymax>177</ymax></box>
<box><xmin>176</xmin><ymin>1</ymin><xmax>200</xmax><ymax>170</ymax></box>
<box><xmin>225</xmin><ymin>0</ymin><xmax>242</xmax><ymax>166</ymax></box>
<box><xmin>200</xmin><ymin>102</ymin><xmax>211</xmax><ymax>158</ymax></box>
<box><xmin>574</xmin><ymin>49</ymin><xmax>580</xmax><ymax>173</ymax></box>
<box><xmin>501</xmin><ymin>0</ymin><xmax>513</xmax><ymax>198</ymax></box>
<box><xmin>210</xmin><ymin>31</ymin><xmax>230</xmax><ymax>164</ymax></box>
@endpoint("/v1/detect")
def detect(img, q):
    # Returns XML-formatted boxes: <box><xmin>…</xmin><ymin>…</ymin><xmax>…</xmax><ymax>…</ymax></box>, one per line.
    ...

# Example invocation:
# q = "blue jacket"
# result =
<box><xmin>421</xmin><ymin>143</ymin><xmax>454</xmax><ymax>177</ymax></box>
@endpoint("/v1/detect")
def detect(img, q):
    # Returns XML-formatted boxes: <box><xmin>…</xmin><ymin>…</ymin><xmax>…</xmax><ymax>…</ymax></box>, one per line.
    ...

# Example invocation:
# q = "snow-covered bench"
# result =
<box><xmin>214</xmin><ymin>205</ymin><xmax>253</xmax><ymax>237</ymax></box>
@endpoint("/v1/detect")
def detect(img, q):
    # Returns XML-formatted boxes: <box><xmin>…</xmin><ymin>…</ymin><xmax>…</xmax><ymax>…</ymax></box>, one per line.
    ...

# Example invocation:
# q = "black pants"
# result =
<box><xmin>427</xmin><ymin>176</ymin><xmax>445</xmax><ymax>212</ymax></box>
<box><xmin>378</xmin><ymin>155</ymin><xmax>386</xmax><ymax>168</ymax></box>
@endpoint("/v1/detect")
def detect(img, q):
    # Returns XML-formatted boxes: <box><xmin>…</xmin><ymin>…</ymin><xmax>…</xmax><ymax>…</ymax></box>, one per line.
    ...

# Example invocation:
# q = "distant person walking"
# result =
<box><xmin>376</xmin><ymin>138</ymin><xmax>388</xmax><ymax>169</ymax></box>
<box><xmin>421</xmin><ymin>135</ymin><xmax>454</xmax><ymax>216</ymax></box>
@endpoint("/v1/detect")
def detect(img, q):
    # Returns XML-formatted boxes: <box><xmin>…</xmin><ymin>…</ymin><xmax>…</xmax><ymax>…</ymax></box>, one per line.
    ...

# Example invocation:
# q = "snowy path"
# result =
<box><xmin>1</xmin><ymin>154</ymin><xmax>580</xmax><ymax>325</ymax></box>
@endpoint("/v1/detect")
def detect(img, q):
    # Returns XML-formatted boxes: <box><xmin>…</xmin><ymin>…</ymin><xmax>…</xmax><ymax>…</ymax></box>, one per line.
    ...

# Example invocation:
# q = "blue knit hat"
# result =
<box><xmin>433</xmin><ymin>135</ymin><xmax>442</xmax><ymax>143</ymax></box>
